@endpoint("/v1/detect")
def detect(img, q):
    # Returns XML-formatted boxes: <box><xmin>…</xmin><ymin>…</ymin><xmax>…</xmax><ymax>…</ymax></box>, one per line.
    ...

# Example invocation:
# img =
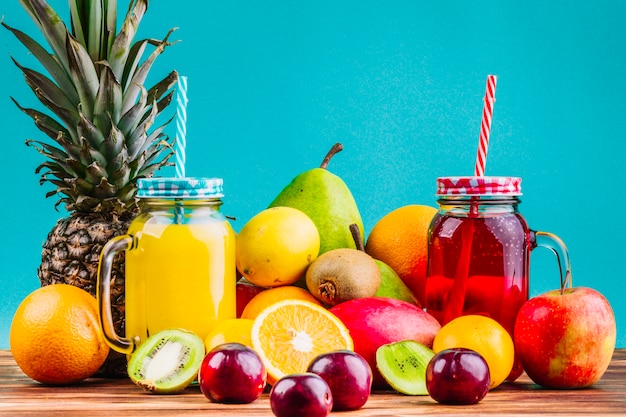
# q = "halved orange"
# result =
<box><xmin>241</xmin><ymin>285</ymin><xmax>321</xmax><ymax>320</ymax></box>
<box><xmin>251</xmin><ymin>299</ymin><xmax>353</xmax><ymax>385</ymax></box>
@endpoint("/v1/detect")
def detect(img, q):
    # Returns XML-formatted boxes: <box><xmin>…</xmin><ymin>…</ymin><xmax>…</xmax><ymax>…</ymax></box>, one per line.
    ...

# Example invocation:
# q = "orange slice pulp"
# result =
<box><xmin>251</xmin><ymin>299</ymin><xmax>353</xmax><ymax>385</ymax></box>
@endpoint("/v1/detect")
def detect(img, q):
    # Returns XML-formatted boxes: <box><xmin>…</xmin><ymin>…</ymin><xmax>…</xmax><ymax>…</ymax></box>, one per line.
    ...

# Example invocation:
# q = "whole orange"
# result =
<box><xmin>433</xmin><ymin>314</ymin><xmax>515</xmax><ymax>389</ymax></box>
<box><xmin>365</xmin><ymin>204</ymin><xmax>437</xmax><ymax>306</ymax></box>
<box><xmin>10</xmin><ymin>284</ymin><xmax>110</xmax><ymax>385</ymax></box>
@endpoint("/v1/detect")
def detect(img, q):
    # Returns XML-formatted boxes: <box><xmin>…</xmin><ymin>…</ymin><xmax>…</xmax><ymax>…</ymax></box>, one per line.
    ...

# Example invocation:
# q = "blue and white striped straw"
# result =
<box><xmin>175</xmin><ymin>75</ymin><xmax>188</xmax><ymax>178</ymax></box>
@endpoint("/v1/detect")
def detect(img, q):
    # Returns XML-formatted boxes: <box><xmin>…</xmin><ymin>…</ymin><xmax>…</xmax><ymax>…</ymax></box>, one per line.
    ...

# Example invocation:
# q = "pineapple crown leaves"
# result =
<box><xmin>3</xmin><ymin>0</ymin><xmax>179</xmax><ymax>214</ymax></box>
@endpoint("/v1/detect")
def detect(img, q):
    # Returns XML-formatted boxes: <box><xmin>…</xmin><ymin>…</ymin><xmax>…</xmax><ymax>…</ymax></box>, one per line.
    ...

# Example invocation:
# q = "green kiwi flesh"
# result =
<box><xmin>127</xmin><ymin>329</ymin><xmax>205</xmax><ymax>394</ymax></box>
<box><xmin>376</xmin><ymin>340</ymin><xmax>434</xmax><ymax>395</ymax></box>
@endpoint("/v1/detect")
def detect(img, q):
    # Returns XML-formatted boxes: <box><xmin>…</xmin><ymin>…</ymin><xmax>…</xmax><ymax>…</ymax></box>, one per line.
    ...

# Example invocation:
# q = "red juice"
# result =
<box><xmin>425</xmin><ymin>211</ymin><xmax>530</xmax><ymax>334</ymax></box>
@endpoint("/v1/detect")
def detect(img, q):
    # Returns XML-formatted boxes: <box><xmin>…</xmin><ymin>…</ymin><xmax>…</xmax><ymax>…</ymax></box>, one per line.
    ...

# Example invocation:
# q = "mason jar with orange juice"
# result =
<box><xmin>97</xmin><ymin>177</ymin><xmax>236</xmax><ymax>355</ymax></box>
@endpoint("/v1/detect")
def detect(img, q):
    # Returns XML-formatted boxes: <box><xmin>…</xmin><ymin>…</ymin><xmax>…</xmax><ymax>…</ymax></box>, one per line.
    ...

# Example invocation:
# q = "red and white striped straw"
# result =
<box><xmin>474</xmin><ymin>75</ymin><xmax>497</xmax><ymax>176</ymax></box>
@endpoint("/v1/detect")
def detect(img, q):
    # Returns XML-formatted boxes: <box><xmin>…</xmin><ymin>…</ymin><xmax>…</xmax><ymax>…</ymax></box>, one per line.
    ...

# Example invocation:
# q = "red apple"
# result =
<box><xmin>514</xmin><ymin>285</ymin><xmax>616</xmax><ymax>388</ymax></box>
<box><xmin>236</xmin><ymin>279</ymin><xmax>266</xmax><ymax>318</ymax></box>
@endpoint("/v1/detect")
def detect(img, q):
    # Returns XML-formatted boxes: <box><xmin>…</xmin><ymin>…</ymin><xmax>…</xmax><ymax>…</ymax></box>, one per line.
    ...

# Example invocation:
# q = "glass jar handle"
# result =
<box><xmin>531</xmin><ymin>231</ymin><xmax>573</xmax><ymax>290</ymax></box>
<box><xmin>97</xmin><ymin>235</ymin><xmax>136</xmax><ymax>355</ymax></box>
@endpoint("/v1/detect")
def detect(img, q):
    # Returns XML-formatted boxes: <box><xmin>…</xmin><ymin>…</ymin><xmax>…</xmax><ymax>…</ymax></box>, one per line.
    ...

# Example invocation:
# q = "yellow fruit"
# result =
<box><xmin>236</xmin><ymin>207</ymin><xmax>320</xmax><ymax>287</ymax></box>
<box><xmin>241</xmin><ymin>286</ymin><xmax>321</xmax><ymax>320</ymax></box>
<box><xmin>251</xmin><ymin>299</ymin><xmax>353</xmax><ymax>385</ymax></box>
<box><xmin>10</xmin><ymin>284</ymin><xmax>110</xmax><ymax>385</ymax></box>
<box><xmin>365</xmin><ymin>204</ymin><xmax>437</xmax><ymax>305</ymax></box>
<box><xmin>433</xmin><ymin>315</ymin><xmax>514</xmax><ymax>389</ymax></box>
<box><xmin>204</xmin><ymin>318</ymin><xmax>254</xmax><ymax>351</ymax></box>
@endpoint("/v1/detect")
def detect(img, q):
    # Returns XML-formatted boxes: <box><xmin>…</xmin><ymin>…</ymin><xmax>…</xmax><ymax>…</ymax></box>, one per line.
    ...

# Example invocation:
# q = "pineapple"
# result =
<box><xmin>4</xmin><ymin>0</ymin><xmax>178</xmax><ymax>373</ymax></box>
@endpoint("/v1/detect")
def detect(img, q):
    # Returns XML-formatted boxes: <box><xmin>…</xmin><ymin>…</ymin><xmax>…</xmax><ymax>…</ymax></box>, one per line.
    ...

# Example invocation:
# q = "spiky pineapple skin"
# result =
<box><xmin>39</xmin><ymin>212</ymin><xmax>135</xmax><ymax>376</ymax></box>
<box><xmin>39</xmin><ymin>212</ymin><xmax>133</xmax><ymax>331</ymax></box>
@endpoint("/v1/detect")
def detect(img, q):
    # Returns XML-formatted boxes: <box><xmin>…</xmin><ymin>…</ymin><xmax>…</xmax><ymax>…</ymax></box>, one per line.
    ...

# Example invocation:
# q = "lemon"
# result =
<box><xmin>204</xmin><ymin>318</ymin><xmax>254</xmax><ymax>351</ymax></box>
<box><xmin>236</xmin><ymin>207</ymin><xmax>320</xmax><ymax>287</ymax></box>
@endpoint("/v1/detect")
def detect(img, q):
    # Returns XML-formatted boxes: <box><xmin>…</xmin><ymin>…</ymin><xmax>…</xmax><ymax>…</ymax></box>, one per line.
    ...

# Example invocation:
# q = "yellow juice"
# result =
<box><xmin>125</xmin><ymin>216</ymin><xmax>236</xmax><ymax>344</ymax></box>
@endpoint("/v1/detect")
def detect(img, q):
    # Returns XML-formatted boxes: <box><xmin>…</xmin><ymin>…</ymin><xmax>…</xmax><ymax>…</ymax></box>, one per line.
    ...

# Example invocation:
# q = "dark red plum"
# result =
<box><xmin>270</xmin><ymin>373</ymin><xmax>333</xmax><ymax>417</ymax></box>
<box><xmin>306</xmin><ymin>350</ymin><xmax>372</xmax><ymax>411</ymax></box>
<box><xmin>198</xmin><ymin>343</ymin><xmax>266</xmax><ymax>404</ymax></box>
<box><xmin>236</xmin><ymin>279</ymin><xmax>266</xmax><ymax>317</ymax></box>
<box><xmin>426</xmin><ymin>348</ymin><xmax>490</xmax><ymax>405</ymax></box>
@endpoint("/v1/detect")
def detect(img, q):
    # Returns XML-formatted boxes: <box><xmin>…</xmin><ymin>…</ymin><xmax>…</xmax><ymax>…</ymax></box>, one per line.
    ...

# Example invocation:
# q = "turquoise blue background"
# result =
<box><xmin>1</xmin><ymin>1</ymin><xmax>625</xmax><ymax>348</ymax></box>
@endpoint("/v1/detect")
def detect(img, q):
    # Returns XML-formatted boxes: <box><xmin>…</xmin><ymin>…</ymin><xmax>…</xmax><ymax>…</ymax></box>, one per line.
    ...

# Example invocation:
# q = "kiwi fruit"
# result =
<box><xmin>127</xmin><ymin>329</ymin><xmax>205</xmax><ymax>394</ymax></box>
<box><xmin>375</xmin><ymin>340</ymin><xmax>435</xmax><ymax>395</ymax></box>
<box><xmin>305</xmin><ymin>248</ymin><xmax>381</xmax><ymax>306</ymax></box>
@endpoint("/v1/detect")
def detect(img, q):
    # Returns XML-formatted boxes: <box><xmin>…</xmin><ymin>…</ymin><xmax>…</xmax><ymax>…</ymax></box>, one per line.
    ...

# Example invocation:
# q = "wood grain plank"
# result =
<box><xmin>1</xmin><ymin>350</ymin><xmax>625</xmax><ymax>416</ymax></box>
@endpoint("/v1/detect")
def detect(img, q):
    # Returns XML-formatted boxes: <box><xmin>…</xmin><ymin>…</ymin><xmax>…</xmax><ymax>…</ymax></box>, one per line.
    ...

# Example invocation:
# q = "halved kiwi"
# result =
<box><xmin>127</xmin><ymin>328</ymin><xmax>205</xmax><ymax>394</ymax></box>
<box><xmin>376</xmin><ymin>340</ymin><xmax>435</xmax><ymax>395</ymax></box>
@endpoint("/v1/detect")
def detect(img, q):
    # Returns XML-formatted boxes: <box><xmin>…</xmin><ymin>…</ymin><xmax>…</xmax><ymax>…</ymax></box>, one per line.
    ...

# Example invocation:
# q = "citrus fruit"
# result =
<box><xmin>241</xmin><ymin>285</ymin><xmax>321</xmax><ymax>320</ymax></box>
<box><xmin>365</xmin><ymin>204</ymin><xmax>437</xmax><ymax>305</ymax></box>
<box><xmin>236</xmin><ymin>207</ymin><xmax>320</xmax><ymax>287</ymax></box>
<box><xmin>204</xmin><ymin>318</ymin><xmax>254</xmax><ymax>351</ymax></box>
<box><xmin>432</xmin><ymin>314</ymin><xmax>514</xmax><ymax>389</ymax></box>
<box><xmin>10</xmin><ymin>284</ymin><xmax>110</xmax><ymax>385</ymax></box>
<box><xmin>251</xmin><ymin>299</ymin><xmax>353</xmax><ymax>385</ymax></box>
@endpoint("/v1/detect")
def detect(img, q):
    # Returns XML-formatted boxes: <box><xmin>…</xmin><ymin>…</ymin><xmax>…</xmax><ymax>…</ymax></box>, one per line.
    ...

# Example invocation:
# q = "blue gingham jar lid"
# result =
<box><xmin>136</xmin><ymin>177</ymin><xmax>224</xmax><ymax>199</ymax></box>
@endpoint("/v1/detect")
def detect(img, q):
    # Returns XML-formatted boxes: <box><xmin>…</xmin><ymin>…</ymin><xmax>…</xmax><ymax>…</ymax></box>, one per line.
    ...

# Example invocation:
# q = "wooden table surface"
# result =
<box><xmin>1</xmin><ymin>349</ymin><xmax>625</xmax><ymax>416</ymax></box>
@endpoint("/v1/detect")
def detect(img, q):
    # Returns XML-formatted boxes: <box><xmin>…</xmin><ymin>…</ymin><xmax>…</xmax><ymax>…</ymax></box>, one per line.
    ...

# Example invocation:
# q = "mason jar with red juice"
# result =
<box><xmin>424</xmin><ymin>176</ymin><xmax>570</xmax><ymax>381</ymax></box>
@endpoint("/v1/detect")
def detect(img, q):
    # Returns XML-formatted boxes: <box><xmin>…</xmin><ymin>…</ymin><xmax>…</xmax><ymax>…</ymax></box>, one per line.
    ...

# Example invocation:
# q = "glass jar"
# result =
<box><xmin>98</xmin><ymin>177</ymin><xmax>237</xmax><ymax>354</ymax></box>
<box><xmin>424</xmin><ymin>176</ymin><xmax>571</xmax><ymax>380</ymax></box>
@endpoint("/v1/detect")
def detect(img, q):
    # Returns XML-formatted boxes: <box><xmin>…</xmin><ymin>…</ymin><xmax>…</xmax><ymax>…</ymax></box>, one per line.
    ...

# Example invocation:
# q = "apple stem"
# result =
<box><xmin>320</xmin><ymin>143</ymin><xmax>343</xmax><ymax>169</ymax></box>
<box><xmin>349</xmin><ymin>223</ymin><xmax>365</xmax><ymax>252</ymax></box>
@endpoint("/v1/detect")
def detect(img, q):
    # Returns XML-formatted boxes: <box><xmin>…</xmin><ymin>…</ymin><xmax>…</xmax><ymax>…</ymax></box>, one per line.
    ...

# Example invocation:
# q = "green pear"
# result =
<box><xmin>374</xmin><ymin>259</ymin><xmax>420</xmax><ymax>306</ymax></box>
<box><xmin>269</xmin><ymin>143</ymin><xmax>364</xmax><ymax>255</ymax></box>
<box><xmin>347</xmin><ymin>223</ymin><xmax>420</xmax><ymax>306</ymax></box>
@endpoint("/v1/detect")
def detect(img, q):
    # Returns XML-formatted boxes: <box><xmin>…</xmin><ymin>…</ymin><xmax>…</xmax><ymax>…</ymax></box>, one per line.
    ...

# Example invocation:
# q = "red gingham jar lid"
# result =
<box><xmin>436</xmin><ymin>176</ymin><xmax>522</xmax><ymax>196</ymax></box>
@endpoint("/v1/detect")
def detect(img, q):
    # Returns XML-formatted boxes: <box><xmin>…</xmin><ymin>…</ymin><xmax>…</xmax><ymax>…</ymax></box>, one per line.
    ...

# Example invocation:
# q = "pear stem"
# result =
<box><xmin>349</xmin><ymin>223</ymin><xmax>365</xmax><ymax>252</ymax></box>
<box><xmin>320</xmin><ymin>143</ymin><xmax>343</xmax><ymax>169</ymax></box>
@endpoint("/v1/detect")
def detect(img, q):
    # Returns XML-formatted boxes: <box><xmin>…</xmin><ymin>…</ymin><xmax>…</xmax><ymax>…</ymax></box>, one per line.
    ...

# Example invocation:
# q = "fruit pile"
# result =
<box><xmin>9</xmin><ymin>143</ymin><xmax>618</xmax><ymax>416</ymax></box>
<box><xmin>4</xmin><ymin>0</ymin><xmax>617</xmax><ymax>411</ymax></box>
